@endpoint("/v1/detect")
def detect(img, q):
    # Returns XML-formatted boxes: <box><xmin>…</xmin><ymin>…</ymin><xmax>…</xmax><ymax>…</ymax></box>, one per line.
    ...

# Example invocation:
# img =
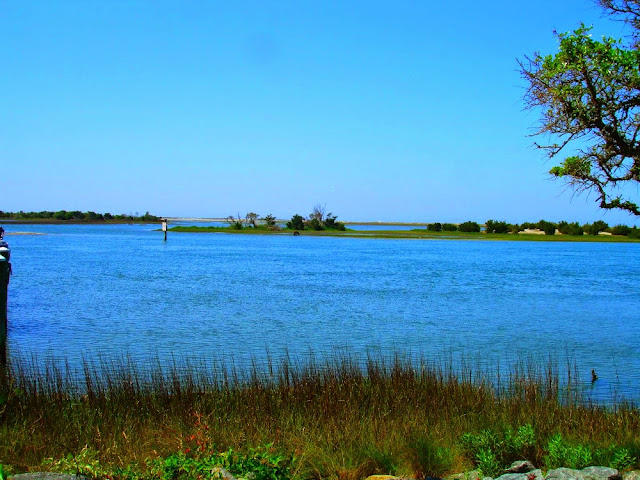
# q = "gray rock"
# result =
<box><xmin>506</xmin><ymin>462</ymin><xmax>536</xmax><ymax>474</ymax></box>
<box><xmin>445</xmin><ymin>471</ymin><xmax>482</xmax><ymax>480</ymax></box>
<box><xmin>545</xmin><ymin>468</ymin><xmax>585</xmax><ymax>480</ymax></box>
<box><xmin>9</xmin><ymin>475</ymin><xmax>89</xmax><ymax>480</ymax></box>
<box><xmin>496</xmin><ymin>470</ymin><xmax>543</xmax><ymax>480</ymax></box>
<box><xmin>623</xmin><ymin>472</ymin><xmax>640</xmax><ymax>480</ymax></box>
<box><xmin>581</xmin><ymin>467</ymin><xmax>621</xmax><ymax>480</ymax></box>
<box><xmin>211</xmin><ymin>467</ymin><xmax>237</xmax><ymax>480</ymax></box>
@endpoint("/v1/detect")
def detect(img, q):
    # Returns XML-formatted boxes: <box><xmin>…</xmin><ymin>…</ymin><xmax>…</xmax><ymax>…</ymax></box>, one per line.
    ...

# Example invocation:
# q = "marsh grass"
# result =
<box><xmin>1</xmin><ymin>353</ymin><xmax>639</xmax><ymax>479</ymax></box>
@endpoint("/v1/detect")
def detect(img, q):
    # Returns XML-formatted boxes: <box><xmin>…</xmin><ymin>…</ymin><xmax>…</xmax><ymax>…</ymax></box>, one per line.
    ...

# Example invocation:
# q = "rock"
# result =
<box><xmin>545</xmin><ymin>468</ymin><xmax>585</xmax><ymax>480</ymax></box>
<box><xmin>211</xmin><ymin>467</ymin><xmax>238</xmax><ymax>480</ymax></box>
<box><xmin>581</xmin><ymin>467</ymin><xmax>621</xmax><ymax>480</ymax></box>
<box><xmin>496</xmin><ymin>470</ymin><xmax>543</xmax><ymax>480</ymax></box>
<box><xmin>445</xmin><ymin>470</ymin><xmax>482</xmax><ymax>480</ymax></box>
<box><xmin>9</xmin><ymin>475</ymin><xmax>90</xmax><ymax>480</ymax></box>
<box><xmin>506</xmin><ymin>462</ymin><xmax>536</xmax><ymax>474</ymax></box>
<box><xmin>623</xmin><ymin>472</ymin><xmax>640</xmax><ymax>480</ymax></box>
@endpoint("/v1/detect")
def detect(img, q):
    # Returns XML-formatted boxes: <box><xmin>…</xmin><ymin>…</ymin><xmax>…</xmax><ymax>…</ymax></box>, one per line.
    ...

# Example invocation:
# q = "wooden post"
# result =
<box><xmin>0</xmin><ymin>256</ymin><xmax>10</xmax><ymax>367</ymax></box>
<box><xmin>162</xmin><ymin>219</ymin><xmax>168</xmax><ymax>241</ymax></box>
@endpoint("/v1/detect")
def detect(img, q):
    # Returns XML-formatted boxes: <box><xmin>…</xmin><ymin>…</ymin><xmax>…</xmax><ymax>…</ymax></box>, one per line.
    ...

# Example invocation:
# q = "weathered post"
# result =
<box><xmin>162</xmin><ymin>218</ymin><xmax>168</xmax><ymax>241</ymax></box>
<box><xmin>0</xmin><ymin>240</ymin><xmax>11</xmax><ymax>367</ymax></box>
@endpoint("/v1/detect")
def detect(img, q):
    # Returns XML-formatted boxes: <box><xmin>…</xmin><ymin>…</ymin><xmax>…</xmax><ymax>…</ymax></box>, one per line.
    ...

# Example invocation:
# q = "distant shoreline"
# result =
<box><xmin>167</xmin><ymin>225</ymin><xmax>640</xmax><ymax>243</ymax></box>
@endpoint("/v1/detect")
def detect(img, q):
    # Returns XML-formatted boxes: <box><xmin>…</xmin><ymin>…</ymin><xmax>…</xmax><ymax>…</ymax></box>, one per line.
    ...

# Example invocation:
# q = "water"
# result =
<box><xmin>4</xmin><ymin>223</ymin><xmax>640</xmax><ymax>401</ymax></box>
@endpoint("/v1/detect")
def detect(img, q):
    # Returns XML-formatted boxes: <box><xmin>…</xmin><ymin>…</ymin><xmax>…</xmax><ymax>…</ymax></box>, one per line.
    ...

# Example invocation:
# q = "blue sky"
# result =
<box><xmin>2</xmin><ymin>0</ymin><xmax>638</xmax><ymax>224</ymax></box>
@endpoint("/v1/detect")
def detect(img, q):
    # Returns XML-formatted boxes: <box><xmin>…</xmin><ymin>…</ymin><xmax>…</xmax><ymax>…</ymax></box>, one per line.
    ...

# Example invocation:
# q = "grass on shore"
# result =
<box><xmin>167</xmin><ymin>225</ymin><xmax>640</xmax><ymax>242</ymax></box>
<box><xmin>1</xmin><ymin>354</ymin><xmax>639</xmax><ymax>479</ymax></box>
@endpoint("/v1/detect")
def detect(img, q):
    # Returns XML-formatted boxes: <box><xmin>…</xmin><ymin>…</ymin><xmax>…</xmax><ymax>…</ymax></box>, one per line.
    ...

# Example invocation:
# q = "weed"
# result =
<box><xmin>2</xmin><ymin>354</ymin><xmax>640</xmax><ymax>477</ymax></box>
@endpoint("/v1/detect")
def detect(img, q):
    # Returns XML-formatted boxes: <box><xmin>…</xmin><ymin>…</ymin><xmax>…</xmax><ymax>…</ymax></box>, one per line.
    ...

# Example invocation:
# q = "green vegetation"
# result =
<box><xmin>521</xmin><ymin>1</ymin><xmax>640</xmax><ymax>216</ymax></box>
<box><xmin>1</xmin><ymin>354</ymin><xmax>639</xmax><ymax>479</ymax></box>
<box><xmin>0</xmin><ymin>210</ymin><xmax>161</xmax><ymax>223</ymax></box>
<box><xmin>286</xmin><ymin>205</ymin><xmax>346</xmax><ymax>231</ymax></box>
<box><xmin>458</xmin><ymin>221</ymin><xmax>481</xmax><ymax>233</ymax></box>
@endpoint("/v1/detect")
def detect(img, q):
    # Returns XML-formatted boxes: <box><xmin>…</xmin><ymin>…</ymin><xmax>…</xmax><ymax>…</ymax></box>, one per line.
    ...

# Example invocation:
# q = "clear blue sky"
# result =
<box><xmin>2</xmin><ymin>0</ymin><xmax>638</xmax><ymax>224</ymax></box>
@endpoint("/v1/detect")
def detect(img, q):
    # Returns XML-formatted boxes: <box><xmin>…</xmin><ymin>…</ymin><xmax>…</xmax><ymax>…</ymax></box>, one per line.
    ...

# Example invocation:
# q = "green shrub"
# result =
<box><xmin>537</xmin><ymin>220</ymin><xmax>557</xmax><ymax>235</ymax></box>
<box><xmin>485</xmin><ymin>220</ymin><xmax>509</xmax><ymax>234</ymax></box>
<box><xmin>442</xmin><ymin>223</ymin><xmax>458</xmax><ymax>231</ymax></box>
<box><xmin>611</xmin><ymin>224</ymin><xmax>631</xmax><ymax>236</ymax></box>
<box><xmin>427</xmin><ymin>222</ymin><xmax>442</xmax><ymax>232</ymax></box>
<box><xmin>557</xmin><ymin>221</ymin><xmax>584</xmax><ymax>235</ymax></box>
<box><xmin>585</xmin><ymin>220</ymin><xmax>608</xmax><ymax>235</ymax></box>
<box><xmin>461</xmin><ymin>424</ymin><xmax>536</xmax><ymax>475</ymax></box>
<box><xmin>407</xmin><ymin>436</ymin><xmax>454</xmax><ymax>479</ymax></box>
<box><xmin>323</xmin><ymin>213</ymin><xmax>346</xmax><ymax>230</ymax></box>
<box><xmin>458</xmin><ymin>221</ymin><xmax>480</xmax><ymax>233</ymax></box>
<box><xmin>286</xmin><ymin>214</ymin><xmax>305</xmax><ymax>230</ymax></box>
<box><xmin>544</xmin><ymin>435</ymin><xmax>596</xmax><ymax>469</ymax></box>
<box><xmin>307</xmin><ymin>218</ymin><xmax>324</xmax><ymax>231</ymax></box>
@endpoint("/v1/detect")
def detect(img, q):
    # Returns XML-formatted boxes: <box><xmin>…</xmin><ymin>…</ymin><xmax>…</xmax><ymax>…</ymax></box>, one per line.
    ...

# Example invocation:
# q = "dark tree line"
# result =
<box><xmin>0</xmin><ymin>210</ymin><xmax>161</xmax><ymax>222</ymax></box>
<box><xmin>425</xmin><ymin>219</ymin><xmax>639</xmax><ymax>237</ymax></box>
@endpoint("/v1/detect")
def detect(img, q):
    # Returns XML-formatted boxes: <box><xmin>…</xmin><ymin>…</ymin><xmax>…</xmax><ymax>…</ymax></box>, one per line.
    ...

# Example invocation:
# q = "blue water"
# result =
<box><xmin>4</xmin><ymin>223</ymin><xmax>640</xmax><ymax>401</ymax></box>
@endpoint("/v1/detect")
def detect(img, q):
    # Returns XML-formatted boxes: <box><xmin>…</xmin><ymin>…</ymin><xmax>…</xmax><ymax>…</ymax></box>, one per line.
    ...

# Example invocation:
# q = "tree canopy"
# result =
<box><xmin>521</xmin><ymin>0</ymin><xmax>640</xmax><ymax>216</ymax></box>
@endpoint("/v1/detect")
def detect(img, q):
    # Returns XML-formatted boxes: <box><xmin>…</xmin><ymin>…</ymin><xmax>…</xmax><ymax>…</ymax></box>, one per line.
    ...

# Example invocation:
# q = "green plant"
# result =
<box><xmin>0</xmin><ymin>464</ymin><xmax>8</xmax><ymax>480</ymax></box>
<box><xmin>610</xmin><ymin>447</ymin><xmax>637</xmax><ymax>471</ymax></box>
<box><xmin>611</xmin><ymin>224</ymin><xmax>632</xmax><ymax>236</ymax></box>
<box><xmin>41</xmin><ymin>447</ymin><xmax>110</xmax><ymax>478</ymax></box>
<box><xmin>557</xmin><ymin>221</ymin><xmax>584</xmax><ymax>235</ymax></box>
<box><xmin>485</xmin><ymin>220</ymin><xmax>509</xmax><ymax>234</ymax></box>
<box><xmin>475</xmin><ymin>449</ymin><xmax>502</xmax><ymax>477</ymax></box>
<box><xmin>218</xmin><ymin>444</ymin><xmax>294</xmax><ymax>480</ymax></box>
<box><xmin>427</xmin><ymin>223</ymin><xmax>442</xmax><ymax>232</ymax></box>
<box><xmin>460</xmin><ymin>424</ymin><xmax>536</xmax><ymax>475</ymax></box>
<box><xmin>458</xmin><ymin>221</ymin><xmax>480</xmax><ymax>233</ymax></box>
<box><xmin>407</xmin><ymin>435</ymin><xmax>454</xmax><ymax>478</ymax></box>
<box><xmin>544</xmin><ymin>435</ymin><xmax>596</xmax><ymax>469</ymax></box>
<box><xmin>286</xmin><ymin>214</ymin><xmax>305</xmax><ymax>230</ymax></box>
<box><xmin>442</xmin><ymin>223</ymin><xmax>458</xmax><ymax>231</ymax></box>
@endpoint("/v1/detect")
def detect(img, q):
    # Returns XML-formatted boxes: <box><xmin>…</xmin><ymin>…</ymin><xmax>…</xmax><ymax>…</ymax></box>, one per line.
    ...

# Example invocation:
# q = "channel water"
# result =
<box><xmin>4</xmin><ymin>223</ymin><xmax>640</xmax><ymax>402</ymax></box>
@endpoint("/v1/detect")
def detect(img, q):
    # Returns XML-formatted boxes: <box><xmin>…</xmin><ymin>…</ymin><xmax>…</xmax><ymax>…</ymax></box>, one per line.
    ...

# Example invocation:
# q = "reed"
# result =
<box><xmin>1</xmin><ymin>353</ymin><xmax>638</xmax><ymax>479</ymax></box>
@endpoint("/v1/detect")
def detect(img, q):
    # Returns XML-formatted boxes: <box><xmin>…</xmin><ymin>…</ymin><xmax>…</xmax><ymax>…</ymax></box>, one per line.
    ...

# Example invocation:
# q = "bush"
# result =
<box><xmin>442</xmin><ymin>223</ymin><xmax>458</xmax><ymax>231</ymax></box>
<box><xmin>461</xmin><ymin>424</ymin><xmax>537</xmax><ymax>476</ymax></box>
<box><xmin>323</xmin><ymin>213</ymin><xmax>346</xmax><ymax>231</ymax></box>
<box><xmin>485</xmin><ymin>220</ymin><xmax>509</xmax><ymax>234</ymax></box>
<box><xmin>586</xmin><ymin>220</ymin><xmax>608</xmax><ymax>235</ymax></box>
<box><xmin>407</xmin><ymin>436</ymin><xmax>455</xmax><ymax>479</ymax></box>
<box><xmin>427</xmin><ymin>222</ymin><xmax>442</xmax><ymax>232</ymax></box>
<box><xmin>611</xmin><ymin>224</ymin><xmax>631</xmax><ymax>236</ymax></box>
<box><xmin>458</xmin><ymin>221</ymin><xmax>480</xmax><ymax>233</ymax></box>
<box><xmin>286</xmin><ymin>214</ymin><xmax>305</xmax><ymax>230</ymax></box>
<box><xmin>307</xmin><ymin>218</ymin><xmax>324</xmax><ymax>231</ymax></box>
<box><xmin>557</xmin><ymin>221</ymin><xmax>584</xmax><ymax>236</ymax></box>
<box><xmin>537</xmin><ymin>220</ymin><xmax>557</xmax><ymax>235</ymax></box>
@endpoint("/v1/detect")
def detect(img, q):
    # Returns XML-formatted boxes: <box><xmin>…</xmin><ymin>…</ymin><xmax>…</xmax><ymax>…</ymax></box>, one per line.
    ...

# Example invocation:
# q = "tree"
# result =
<box><xmin>521</xmin><ymin>1</ymin><xmax>640</xmax><ymax>216</ymax></box>
<box><xmin>262</xmin><ymin>214</ymin><xmax>277</xmax><ymax>227</ymax></box>
<box><xmin>226</xmin><ymin>213</ymin><xmax>245</xmax><ymax>230</ymax></box>
<box><xmin>245</xmin><ymin>212</ymin><xmax>259</xmax><ymax>228</ymax></box>
<box><xmin>485</xmin><ymin>220</ymin><xmax>509</xmax><ymax>234</ymax></box>
<box><xmin>458</xmin><ymin>221</ymin><xmax>481</xmax><ymax>233</ymax></box>
<box><xmin>324</xmin><ymin>213</ymin><xmax>346</xmax><ymax>230</ymax></box>
<box><xmin>309</xmin><ymin>204</ymin><xmax>326</xmax><ymax>222</ymax></box>
<box><xmin>286</xmin><ymin>214</ymin><xmax>305</xmax><ymax>230</ymax></box>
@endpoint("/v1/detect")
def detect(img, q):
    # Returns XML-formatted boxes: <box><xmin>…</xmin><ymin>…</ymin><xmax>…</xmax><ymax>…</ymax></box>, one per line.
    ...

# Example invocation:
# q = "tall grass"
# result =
<box><xmin>1</xmin><ymin>353</ymin><xmax>639</xmax><ymax>479</ymax></box>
